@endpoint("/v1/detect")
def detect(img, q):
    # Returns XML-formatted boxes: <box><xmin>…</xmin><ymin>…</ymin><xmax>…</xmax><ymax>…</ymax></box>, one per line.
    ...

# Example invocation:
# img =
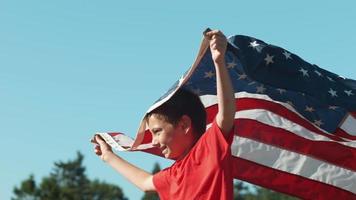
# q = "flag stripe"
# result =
<box><xmin>202</xmin><ymin>92</ymin><xmax>349</xmax><ymax>141</ymax></box>
<box><xmin>340</xmin><ymin>113</ymin><xmax>356</xmax><ymax>136</ymax></box>
<box><xmin>205</xmin><ymin>98</ymin><xmax>349</xmax><ymax>142</ymax></box>
<box><xmin>233</xmin><ymin>109</ymin><xmax>356</xmax><ymax>148</ymax></box>
<box><xmin>234</xmin><ymin>118</ymin><xmax>356</xmax><ymax>170</ymax></box>
<box><xmin>231</xmin><ymin>136</ymin><xmax>356</xmax><ymax>196</ymax></box>
<box><xmin>335</xmin><ymin>128</ymin><xmax>356</xmax><ymax>141</ymax></box>
<box><xmin>232</xmin><ymin>156</ymin><xmax>356</xmax><ymax>200</ymax></box>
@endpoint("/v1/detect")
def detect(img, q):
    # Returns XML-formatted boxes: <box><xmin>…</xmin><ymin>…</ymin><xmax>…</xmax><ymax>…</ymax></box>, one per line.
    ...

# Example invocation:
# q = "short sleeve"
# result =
<box><xmin>202</xmin><ymin>118</ymin><xmax>235</xmax><ymax>160</ymax></box>
<box><xmin>153</xmin><ymin>168</ymin><xmax>170</xmax><ymax>200</ymax></box>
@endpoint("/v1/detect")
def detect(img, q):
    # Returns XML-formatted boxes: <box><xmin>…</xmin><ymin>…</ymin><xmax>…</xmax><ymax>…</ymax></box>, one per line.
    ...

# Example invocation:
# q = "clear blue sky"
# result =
<box><xmin>1</xmin><ymin>1</ymin><xmax>356</xmax><ymax>199</ymax></box>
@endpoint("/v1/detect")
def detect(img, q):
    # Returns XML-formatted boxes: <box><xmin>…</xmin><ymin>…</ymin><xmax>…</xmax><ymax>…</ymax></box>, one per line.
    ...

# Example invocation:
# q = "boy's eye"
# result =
<box><xmin>152</xmin><ymin>128</ymin><xmax>162</xmax><ymax>135</ymax></box>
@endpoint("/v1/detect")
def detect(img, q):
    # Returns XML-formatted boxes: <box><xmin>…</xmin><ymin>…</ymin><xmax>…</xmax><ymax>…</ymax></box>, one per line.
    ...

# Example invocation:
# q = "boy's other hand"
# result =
<box><xmin>204</xmin><ymin>29</ymin><xmax>227</xmax><ymax>64</ymax></box>
<box><xmin>91</xmin><ymin>134</ymin><xmax>114</xmax><ymax>162</ymax></box>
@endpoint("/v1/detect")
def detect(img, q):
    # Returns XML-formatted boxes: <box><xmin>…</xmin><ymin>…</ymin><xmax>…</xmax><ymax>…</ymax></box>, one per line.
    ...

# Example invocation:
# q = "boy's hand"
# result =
<box><xmin>204</xmin><ymin>30</ymin><xmax>227</xmax><ymax>64</ymax></box>
<box><xmin>91</xmin><ymin>134</ymin><xmax>114</xmax><ymax>162</ymax></box>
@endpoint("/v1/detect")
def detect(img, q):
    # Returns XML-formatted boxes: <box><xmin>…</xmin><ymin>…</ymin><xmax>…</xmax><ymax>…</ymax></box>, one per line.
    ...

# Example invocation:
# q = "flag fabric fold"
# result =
<box><xmin>98</xmin><ymin>34</ymin><xmax>356</xmax><ymax>199</ymax></box>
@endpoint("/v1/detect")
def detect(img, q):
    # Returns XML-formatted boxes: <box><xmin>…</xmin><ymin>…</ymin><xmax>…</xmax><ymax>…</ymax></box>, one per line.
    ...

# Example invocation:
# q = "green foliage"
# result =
<box><xmin>254</xmin><ymin>187</ymin><xmax>298</xmax><ymax>200</ymax></box>
<box><xmin>234</xmin><ymin>181</ymin><xmax>299</xmax><ymax>200</ymax></box>
<box><xmin>141</xmin><ymin>162</ymin><xmax>161</xmax><ymax>200</ymax></box>
<box><xmin>13</xmin><ymin>154</ymin><xmax>300</xmax><ymax>200</ymax></box>
<box><xmin>12</xmin><ymin>152</ymin><xmax>127</xmax><ymax>200</ymax></box>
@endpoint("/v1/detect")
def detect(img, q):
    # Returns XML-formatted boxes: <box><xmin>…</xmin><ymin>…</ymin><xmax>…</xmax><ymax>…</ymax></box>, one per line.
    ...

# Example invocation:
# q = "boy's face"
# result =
<box><xmin>147</xmin><ymin>114</ymin><xmax>194</xmax><ymax>160</ymax></box>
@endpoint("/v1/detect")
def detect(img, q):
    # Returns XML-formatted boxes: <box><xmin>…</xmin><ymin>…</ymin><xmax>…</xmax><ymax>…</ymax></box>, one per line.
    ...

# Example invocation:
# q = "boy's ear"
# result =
<box><xmin>180</xmin><ymin>115</ymin><xmax>192</xmax><ymax>134</ymax></box>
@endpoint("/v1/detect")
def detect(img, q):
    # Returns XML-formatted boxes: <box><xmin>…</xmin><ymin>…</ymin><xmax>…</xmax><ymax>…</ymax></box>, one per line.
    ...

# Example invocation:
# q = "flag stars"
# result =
<box><xmin>314</xmin><ymin>70</ymin><xmax>323</xmax><ymax>77</ymax></box>
<box><xmin>305</xmin><ymin>106</ymin><xmax>315</xmax><ymax>113</ymax></box>
<box><xmin>249</xmin><ymin>41</ymin><xmax>260</xmax><ymax>48</ymax></box>
<box><xmin>204</xmin><ymin>71</ymin><xmax>215</xmax><ymax>78</ymax></box>
<box><xmin>248</xmin><ymin>81</ymin><xmax>256</xmax><ymax>85</ymax></box>
<box><xmin>282</xmin><ymin>51</ymin><xmax>292</xmax><ymax>60</ymax></box>
<box><xmin>237</xmin><ymin>73</ymin><xmax>248</xmax><ymax>80</ymax></box>
<box><xmin>264</xmin><ymin>54</ymin><xmax>274</xmax><ymax>66</ymax></box>
<box><xmin>227</xmin><ymin>61</ymin><xmax>237</xmax><ymax>69</ymax></box>
<box><xmin>286</xmin><ymin>101</ymin><xmax>294</xmax><ymax>107</ymax></box>
<box><xmin>192</xmin><ymin>88</ymin><xmax>202</xmax><ymax>95</ymax></box>
<box><xmin>328</xmin><ymin>88</ymin><xmax>338</xmax><ymax>97</ymax></box>
<box><xmin>276</xmin><ymin>88</ymin><xmax>286</xmax><ymax>94</ymax></box>
<box><xmin>327</xmin><ymin>76</ymin><xmax>335</xmax><ymax>82</ymax></box>
<box><xmin>299</xmin><ymin>68</ymin><xmax>309</xmax><ymax>77</ymax></box>
<box><xmin>256</xmin><ymin>85</ymin><xmax>266</xmax><ymax>93</ymax></box>
<box><xmin>329</xmin><ymin>105</ymin><xmax>338</xmax><ymax>110</ymax></box>
<box><xmin>313</xmin><ymin>120</ymin><xmax>324</xmax><ymax>127</ymax></box>
<box><xmin>344</xmin><ymin>90</ymin><xmax>354</xmax><ymax>96</ymax></box>
<box><xmin>249</xmin><ymin>41</ymin><xmax>263</xmax><ymax>53</ymax></box>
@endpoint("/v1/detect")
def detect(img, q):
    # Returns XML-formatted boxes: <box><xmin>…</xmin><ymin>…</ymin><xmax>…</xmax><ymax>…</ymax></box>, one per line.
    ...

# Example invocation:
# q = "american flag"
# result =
<box><xmin>99</xmin><ymin>35</ymin><xmax>356</xmax><ymax>199</ymax></box>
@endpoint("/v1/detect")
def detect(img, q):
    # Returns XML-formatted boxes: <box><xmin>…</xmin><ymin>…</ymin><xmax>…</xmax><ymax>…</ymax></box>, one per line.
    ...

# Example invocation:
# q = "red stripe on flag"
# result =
<box><xmin>232</xmin><ymin>156</ymin><xmax>356</xmax><ymax>200</ymax></box>
<box><xmin>335</xmin><ymin>128</ymin><xmax>356</xmax><ymax>140</ymax></box>
<box><xmin>351</xmin><ymin>112</ymin><xmax>356</xmax><ymax>118</ymax></box>
<box><xmin>236</xmin><ymin>119</ymin><xmax>356</xmax><ymax>170</ymax></box>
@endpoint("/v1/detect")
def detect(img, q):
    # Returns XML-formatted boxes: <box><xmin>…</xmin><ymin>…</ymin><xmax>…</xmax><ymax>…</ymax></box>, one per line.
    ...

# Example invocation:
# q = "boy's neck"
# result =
<box><xmin>175</xmin><ymin>136</ymin><xmax>199</xmax><ymax>161</ymax></box>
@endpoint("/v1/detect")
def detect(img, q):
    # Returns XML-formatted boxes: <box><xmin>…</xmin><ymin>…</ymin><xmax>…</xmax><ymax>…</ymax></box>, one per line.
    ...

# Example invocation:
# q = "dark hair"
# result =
<box><xmin>145</xmin><ymin>89</ymin><xmax>207</xmax><ymax>138</ymax></box>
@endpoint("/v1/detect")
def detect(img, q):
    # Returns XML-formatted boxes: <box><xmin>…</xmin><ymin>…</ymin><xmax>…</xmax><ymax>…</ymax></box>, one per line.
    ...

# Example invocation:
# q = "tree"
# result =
<box><xmin>141</xmin><ymin>162</ymin><xmax>161</xmax><ymax>200</ymax></box>
<box><xmin>233</xmin><ymin>180</ymin><xmax>299</xmax><ymax>200</ymax></box>
<box><xmin>12</xmin><ymin>152</ymin><xmax>127</xmax><ymax>200</ymax></box>
<box><xmin>255</xmin><ymin>187</ymin><xmax>298</xmax><ymax>200</ymax></box>
<box><xmin>234</xmin><ymin>180</ymin><xmax>259</xmax><ymax>200</ymax></box>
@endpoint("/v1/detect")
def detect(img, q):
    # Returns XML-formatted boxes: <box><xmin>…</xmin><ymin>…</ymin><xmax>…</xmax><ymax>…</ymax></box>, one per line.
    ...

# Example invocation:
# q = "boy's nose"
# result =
<box><xmin>152</xmin><ymin>137</ymin><xmax>160</xmax><ymax>147</ymax></box>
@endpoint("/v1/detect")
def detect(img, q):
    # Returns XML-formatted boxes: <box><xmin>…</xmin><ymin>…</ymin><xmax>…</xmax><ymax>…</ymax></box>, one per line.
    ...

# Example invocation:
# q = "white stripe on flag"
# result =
<box><xmin>341</xmin><ymin>114</ymin><xmax>356</xmax><ymax>136</ymax></box>
<box><xmin>231</xmin><ymin>136</ymin><xmax>356</xmax><ymax>195</ymax></box>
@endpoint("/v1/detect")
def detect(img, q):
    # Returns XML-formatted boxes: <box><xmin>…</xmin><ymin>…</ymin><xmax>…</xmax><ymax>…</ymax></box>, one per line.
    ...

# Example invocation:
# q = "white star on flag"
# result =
<box><xmin>299</xmin><ymin>68</ymin><xmax>309</xmax><ymax>77</ymax></box>
<box><xmin>204</xmin><ymin>71</ymin><xmax>215</xmax><ymax>78</ymax></box>
<box><xmin>277</xmin><ymin>88</ymin><xmax>286</xmax><ymax>94</ymax></box>
<box><xmin>344</xmin><ymin>90</ymin><xmax>354</xmax><ymax>96</ymax></box>
<box><xmin>192</xmin><ymin>88</ymin><xmax>202</xmax><ymax>95</ymax></box>
<box><xmin>248</xmin><ymin>81</ymin><xmax>256</xmax><ymax>85</ymax></box>
<box><xmin>237</xmin><ymin>73</ymin><xmax>248</xmax><ymax>80</ymax></box>
<box><xmin>256</xmin><ymin>85</ymin><xmax>266</xmax><ymax>93</ymax></box>
<box><xmin>227</xmin><ymin>61</ymin><xmax>237</xmax><ymax>69</ymax></box>
<box><xmin>249</xmin><ymin>41</ymin><xmax>263</xmax><ymax>53</ymax></box>
<box><xmin>328</xmin><ymin>88</ymin><xmax>338</xmax><ymax>97</ymax></box>
<box><xmin>327</xmin><ymin>76</ymin><xmax>335</xmax><ymax>82</ymax></box>
<box><xmin>282</xmin><ymin>51</ymin><xmax>292</xmax><ymax>60</ymax></box>
<box><xmin>286</xmin><ymin>101</ymin><xmax>294</xmax><ymax>107</ymax></box>
<box><xmin>264</xmin><ymin>54</ymin><xmax>274</xmax><ymax>65</ymax></box>
<box><xmin>314</xmin><ymin>70</ymin><xmax>322</xmax><ymax>77</ymax></box>
<box><xmin>329</xmin><ymin>105</ymin><xmax>338</xmax><ymax>110</ymax></box>
<box><xmin>313</xmin><ymin>119</ymin><xmax>324</xmax><ymax>127</ymax></box>
<box><xmin>305</xmin><ymin>106</ymin><xmax>315</xmax><ymax>112</ymax></box>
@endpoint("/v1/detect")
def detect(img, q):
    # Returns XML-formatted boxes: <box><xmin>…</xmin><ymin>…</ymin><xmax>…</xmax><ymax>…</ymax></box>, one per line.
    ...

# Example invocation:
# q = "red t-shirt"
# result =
<box><xmin>153</xmin><ymin>119</ymin><xmax>235</xmax><ymax>200</ymax></box>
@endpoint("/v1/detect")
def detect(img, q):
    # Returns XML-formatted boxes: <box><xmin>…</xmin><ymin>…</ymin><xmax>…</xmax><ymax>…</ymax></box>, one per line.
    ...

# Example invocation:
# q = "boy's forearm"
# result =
<box><xmin>105</xmin><ymin>152</ymin><xmax>155</xmax><ymax>192</ymax></box>
<box><xmin>214</xmin><ymin>59</ymin><xmax>236</xmax><ymax>135</ymax></box>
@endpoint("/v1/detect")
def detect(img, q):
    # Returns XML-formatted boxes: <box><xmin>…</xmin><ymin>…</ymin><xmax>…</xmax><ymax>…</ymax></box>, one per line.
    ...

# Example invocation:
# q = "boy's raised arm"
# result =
<box><xmin>205</xmin><ymin>30</ymin><xmax>236</xmax><ymax>137</ymax></box>
<box><xmin>92</xmin><ymin>135</ymin><xmax>156</xmax><ymax>192</ymax></box>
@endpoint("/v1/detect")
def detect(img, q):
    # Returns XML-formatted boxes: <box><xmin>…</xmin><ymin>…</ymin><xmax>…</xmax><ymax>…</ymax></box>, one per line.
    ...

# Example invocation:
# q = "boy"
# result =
<box><xmin>92</xmin><ymin>29</ymin><xmax>236</xmax><ymax>199</ymax></box>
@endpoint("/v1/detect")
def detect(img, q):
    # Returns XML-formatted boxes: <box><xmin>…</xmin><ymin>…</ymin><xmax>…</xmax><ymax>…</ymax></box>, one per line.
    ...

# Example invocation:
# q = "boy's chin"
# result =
<box><xmin>164</xmin><ymin>152</ymin><xmax>173</xmax><ymax>159</ymax></box>
<box><xmin>164</xmin><ymin>152</ymin><xmax>178</xmax><ymax>160</ymax></box>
